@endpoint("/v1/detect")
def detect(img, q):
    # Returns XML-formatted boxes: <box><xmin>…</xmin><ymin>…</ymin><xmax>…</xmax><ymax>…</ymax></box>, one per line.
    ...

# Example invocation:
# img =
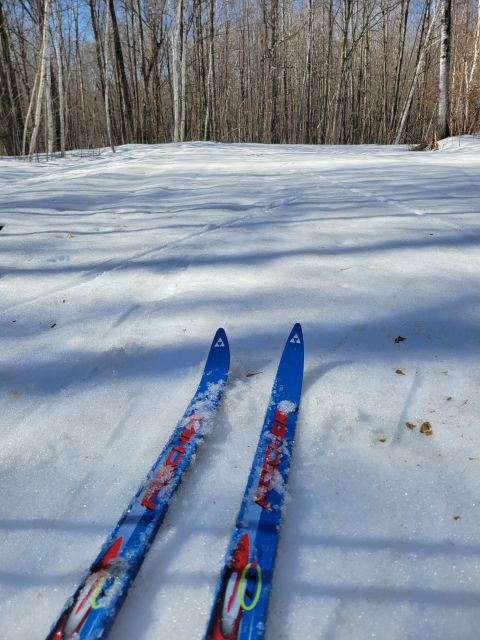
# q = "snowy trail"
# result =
<box><xmin>1</xmin><ymin>139</ymin><xmax>480</xmax><ymax>640</ymax></box>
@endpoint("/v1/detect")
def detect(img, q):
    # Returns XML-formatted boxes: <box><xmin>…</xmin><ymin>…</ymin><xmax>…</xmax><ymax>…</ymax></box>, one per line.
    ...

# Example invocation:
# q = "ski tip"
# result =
<box><xmin>212</xmin><ymin>328</ymin><xmax>229</xmax><ymax>352</ymax></box>
<box><xmin>203</xmin><ymin>328</ymin><xmax>230</xmax><ymax>379</ymax></box>
<box><xmin>286</xmin><ymin>323</ymin><xmax>303</xmax><ymax>347</ymax></box>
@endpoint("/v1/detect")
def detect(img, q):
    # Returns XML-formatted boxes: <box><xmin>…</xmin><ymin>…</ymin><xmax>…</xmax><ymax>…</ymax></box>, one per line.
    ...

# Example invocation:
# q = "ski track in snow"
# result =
<box><xmin>1</xmin><ymin>138</ymin><xmax>480</xmax><ymax>640</ymax></box>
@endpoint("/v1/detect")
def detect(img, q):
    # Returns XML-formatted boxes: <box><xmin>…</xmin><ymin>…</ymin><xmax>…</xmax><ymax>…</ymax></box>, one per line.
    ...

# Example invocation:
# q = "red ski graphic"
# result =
<box><xmin>210</xmin><ymin>534</ymin><xmax>262</xmax><ymax>640</ymax></box>
<box><xmin>52</xmin><ymin>537</ymin><xmax>123</xmax><ymax>639</ymax></box>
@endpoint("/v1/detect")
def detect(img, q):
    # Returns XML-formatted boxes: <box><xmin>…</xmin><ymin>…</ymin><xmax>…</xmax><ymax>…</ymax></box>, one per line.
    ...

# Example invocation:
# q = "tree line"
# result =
<box><xmin>0</xmin><ymin>0</ymin><xmax>479</xmax><ymax>157</ymax></box>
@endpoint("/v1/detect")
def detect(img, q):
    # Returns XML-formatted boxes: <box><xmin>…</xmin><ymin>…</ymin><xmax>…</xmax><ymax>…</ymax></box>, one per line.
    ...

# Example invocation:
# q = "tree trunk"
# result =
<box><xmin>395</xmin><ymin>0</ymin><xmax>437</xmax><ymax>144</ymax></box>
<box><xmin>390</xmin><ymin>0</ymin><xmax>410</xmax><ymax>133</ymax></box>
<box><xmin>464</xmin><ymin>0</ymin><xmax>480</xmax><ymax>129</ymax></box>
<box><xmin>52</xmin><ymin>0</ymin><xmax>65</xmax><ymax>157</ymax></box>
<box><xmin>0</xmin><ymin>0</ymin><xmax>23</xmax><ymax>155</ymax></box>
<box><xmin>104</xmin><ymin>6</ymin><xmax>115</xmax><ymax>152</ymax></box>
<box><xmin>438</xmin><ymin>0</ymin><xmax>452</xmax><ymax>139</ymax></box>
<box><xmin>28</xmin><ymin>0</ymin><xmax>51</xmax><ymax>160</ymax></box>
<box><xmin>204</xmin><ymin>0</ymin><xmax>215</xmax><ymax>140</ymax></box>
<box><xmin>172</xmin><ymin>0</ymin><xmax>184</xmax><ymax>142</ymax></box>
<box><xmin>108</xmin><ymin>0</ymin><xmax>134</xmax><ymax>140</ymax></box>
<box><xmin>88</xmin><ymin>0</ymin><xmax>105</xmax><ymax>97</ymax></box>
<box><xmin>45</xmin><ymin>58</ymin><xmax>54</xmax><ymax>156</ymax></box>
<box><xmin>180</xmin><ymin>3</ymin><xmax>187</xmax><ymax>141</ymax></box>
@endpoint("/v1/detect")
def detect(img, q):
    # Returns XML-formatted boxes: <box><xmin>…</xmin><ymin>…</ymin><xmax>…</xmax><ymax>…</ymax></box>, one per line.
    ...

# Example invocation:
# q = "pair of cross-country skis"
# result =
<box><xmin>47</xmin><ymin>324</ymin><xmax>304</xmax><ymax>640</ymax></box>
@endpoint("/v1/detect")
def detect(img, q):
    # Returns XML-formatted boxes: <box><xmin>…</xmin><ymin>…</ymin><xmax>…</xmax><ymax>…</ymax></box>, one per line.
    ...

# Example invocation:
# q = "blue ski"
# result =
<box><xmin>205</xmin><ymin>324</ymin><xmax>304</xmax><ymax>640</ymax></box>
<box><xmin>47</xmin><ymin>328</ymin><xmax>230</xmax><ymax>640</ymax></box>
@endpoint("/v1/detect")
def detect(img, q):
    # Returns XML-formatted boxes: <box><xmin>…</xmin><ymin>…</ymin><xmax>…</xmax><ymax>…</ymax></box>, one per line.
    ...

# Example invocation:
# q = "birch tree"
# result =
<box><xmin>28</xmin><ymin>0</ymin><xmax>51</xmax><ymax>160</ymax></box>
<box><xmin>2</xmin><ymin>0</ymin><xmax>480</xmax><ymax>155</ymax></box>
<box><xmin>438</xmin><ymin>0</ymin><xmax>452</xmax><ymax>138</ymax></box>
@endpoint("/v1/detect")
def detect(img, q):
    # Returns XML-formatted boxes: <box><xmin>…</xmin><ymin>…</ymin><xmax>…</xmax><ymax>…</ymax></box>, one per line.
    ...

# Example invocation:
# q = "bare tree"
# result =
<box><xmin>172</xmin><ymin>0</ymin><xmax>184</xmax><ymax>142</ymax></box>
<box><xmin>204</xmin><ymin>0</ymin><xmax>216</xmax><ymax>140</ymax></box>
<box><xmin>108</xmin><ymin>0</ymin><xmax>134</xmax><ymax>141</ymax></box>
<box><xmin>464</xmin><ymin>0</ymin><xmax>480</xmax><ymax>130</ymax></box>
<box><xmin>45</xmin><ymin>56</ymin><xmax>54</xmax><ymax>157</ymax></box>
<box><xmin>395</xmin><ymin>0</ymin><xmax>438</xmax><ymax>144</ymax></box>
<box><xmin>104</xmin><ymin>4</ymin><xmax>115</xmax><ymax>152</ymax></box>
<box><xmin>2</xmin><ymin>0</ymin><xmax>479</xmax><ymax>156</ymax></box>
<box><xmin>52</xmin><ymin>0</ymin><xmax>65</xmax><ymax>157</ymax></box>
<box><xmin>0</xmin><ymin>0</ymin><xmax>23</xmax><ymax>155</ymax></box>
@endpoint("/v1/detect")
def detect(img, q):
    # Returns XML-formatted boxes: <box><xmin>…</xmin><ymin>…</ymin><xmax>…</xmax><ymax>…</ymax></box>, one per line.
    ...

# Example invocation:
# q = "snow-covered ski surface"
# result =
<box><xmin>205</xmin><ymin>324</ymin><xmax>303</xmax><ymax>640</ymax></box>
<box><xmin>47</xmin><ymin>328</ymin><xmax>229</xmax><ymax>639</ymax></box>
<box><xmin>1</xmin><ymin>138</ymin><xmax>480</xmax><ymax>640</ymax></box>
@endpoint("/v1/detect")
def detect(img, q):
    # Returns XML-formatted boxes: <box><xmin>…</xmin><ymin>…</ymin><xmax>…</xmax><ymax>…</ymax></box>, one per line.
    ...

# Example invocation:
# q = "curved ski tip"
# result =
<box><xmin>287</xmin><ymin>323</ymin><xmax>303</xmax><ymax>346</ymax></box>
<box><xmin>212</xmin><ymin>327</ymin><xmax>229</xmax><ymax>351</ymax></box>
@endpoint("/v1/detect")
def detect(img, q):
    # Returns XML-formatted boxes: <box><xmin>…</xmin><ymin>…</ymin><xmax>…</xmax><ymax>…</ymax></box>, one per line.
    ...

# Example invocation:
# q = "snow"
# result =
<box><xmin>278</xmin><ymin>400</ymin><xmax>297</xmax><ymax>416</ymax></box>
<box><xmin>1</xmin><ymin>136</ymin><xmax>480</xmax><ymax>639</ymax></box>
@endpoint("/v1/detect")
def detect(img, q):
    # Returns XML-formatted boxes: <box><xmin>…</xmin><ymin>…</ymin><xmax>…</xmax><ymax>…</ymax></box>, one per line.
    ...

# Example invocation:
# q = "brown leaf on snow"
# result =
<box><xmin>378</xmin><ymin>437</ymin><xmax>387</xmax><ymax>443</ymax></box>
<box><xmin>453</xmin><ymin>515</ymin><xmax>461</xmax><ymax>521</ymax></box>
<box><xmin>395</xmin><ymin>369</ymin><xmax>406</xmax><ymax>375</ymax></box>
<box><xmin>419</xmin><ymin>421</ymin><xmax>433</xmax><ymax>436</ymax></box>
<box><xmin>405</xmin><ymin>422</ymin><xmax>416</xmax><ymax>430</ymax></box>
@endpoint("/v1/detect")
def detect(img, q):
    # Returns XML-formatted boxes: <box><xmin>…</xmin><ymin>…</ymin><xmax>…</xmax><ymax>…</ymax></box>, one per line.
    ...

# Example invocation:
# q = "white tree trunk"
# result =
<box><xmin>22</xmin><ymin>61</ymin><xmax>40</xmax><ymax>157</ymax></box>
<box><xmin>438</xmin><ymin>0</ymin><xmax>451</xmax><ymax>139</ymax></box>
<box><xmin>28</xmin><ymin>0</ymin><xmax>51</xmax><ymax>160</ymax></box>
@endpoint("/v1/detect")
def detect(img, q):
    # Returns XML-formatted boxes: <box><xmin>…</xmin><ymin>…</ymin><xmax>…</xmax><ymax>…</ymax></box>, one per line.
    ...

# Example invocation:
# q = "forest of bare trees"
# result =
<box><xmin>0</xmin><ymin>0</ymin><xmax>479</xmax><ymax>157</ymax></box>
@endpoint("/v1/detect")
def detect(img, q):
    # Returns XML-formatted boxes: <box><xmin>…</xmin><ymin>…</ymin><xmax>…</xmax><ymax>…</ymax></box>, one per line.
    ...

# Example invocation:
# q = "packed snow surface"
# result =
<box><xmin>1</xmin><ymin>138</ymin><xmax>480</xmax><ymax>639</ymax></box>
